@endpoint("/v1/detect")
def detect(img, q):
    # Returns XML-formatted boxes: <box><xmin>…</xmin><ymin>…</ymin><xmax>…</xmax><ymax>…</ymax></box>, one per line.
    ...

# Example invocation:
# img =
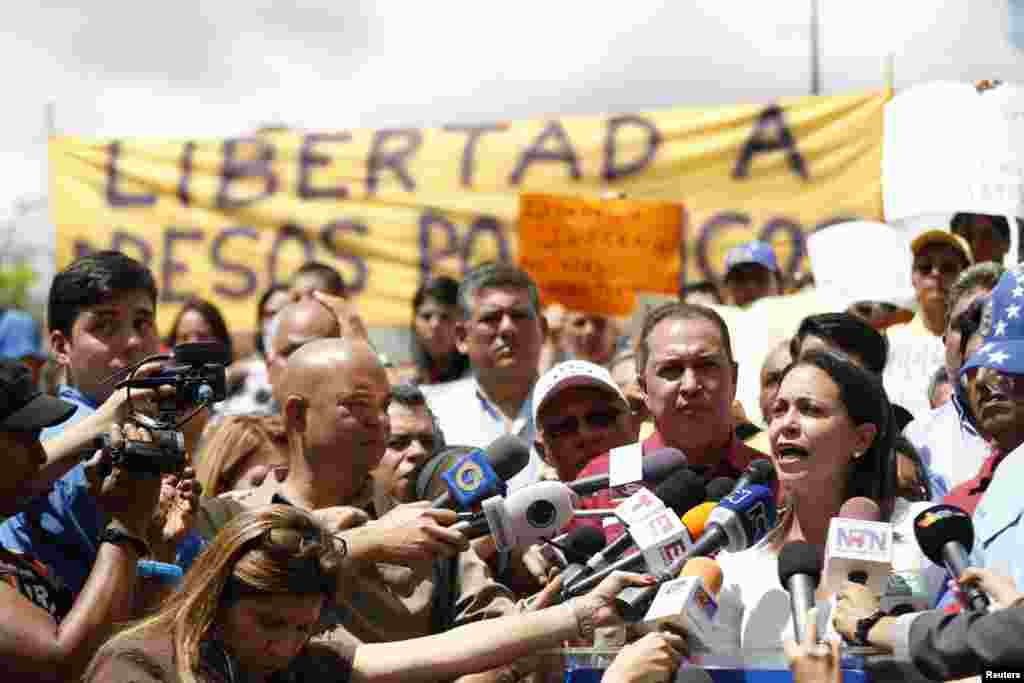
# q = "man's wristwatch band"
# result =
<box><xmin>99</xmin><ymin>526</ymin><xmax>150</xmax><ymax>558</ymax></box>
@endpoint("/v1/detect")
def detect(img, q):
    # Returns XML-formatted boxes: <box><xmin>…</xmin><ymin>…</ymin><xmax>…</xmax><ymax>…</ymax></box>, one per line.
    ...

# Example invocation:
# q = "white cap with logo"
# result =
<box><xmin>532</xmin><ymin>359</ymin><xmax>629</xmax><ymax>425</ymax></box>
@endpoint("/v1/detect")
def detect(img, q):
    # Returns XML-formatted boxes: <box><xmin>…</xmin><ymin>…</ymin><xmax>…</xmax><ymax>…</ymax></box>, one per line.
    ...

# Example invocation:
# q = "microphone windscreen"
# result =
<box><xmin>654</xmin><ymin>469</ymin><xmax>706</xmax><ymax>515</ymax></box>
<box><xmin>679</xmin><ymin>557</ymin><xmax>723</xmax><ymax>597</ymax></box>
<box><xmin>706</xmin><ymin>477</ymin><xmax>736</xmax><ymax>502</ymax></box>
<box><xmin>778</xmin><ymin>541</ymin><xmax>822</xmax><ymax>587</ymax></box>
<box><xmin>562</xmin><ymin>526</ymin><xmax>607</xmax><ymax>562</ymax></box>
<box><xmin>681</xmin><ymin>502</ymin><xmax>717</xmax><ymax>539</ymax></box>
<box><xmin>641</xmin><ymin>448</ymin><xmax>688</xmax><ymax>482</ymax></box>
<box><xmin>415</xmin><ymin>446</ymin><xmax>477</xmax><ymax>501</ymax></box>
<box><xmin>839</xmin><ymin>496</ymin><xmax>881</xmax><ymax>522</ymax></box>
<box><xmin>745</xmin><ymin>458</ymin><xmax>777</xmax><ymax>486</ymax></box>
<box><xmin>486</xmin><ymin>434</ymin><xmax>531</xmax><ymax>481</ymax></box>
<box><xmin>913</xmin><ymin>504</ymin><xmax>975</xmax><ymax>567</ymax></box>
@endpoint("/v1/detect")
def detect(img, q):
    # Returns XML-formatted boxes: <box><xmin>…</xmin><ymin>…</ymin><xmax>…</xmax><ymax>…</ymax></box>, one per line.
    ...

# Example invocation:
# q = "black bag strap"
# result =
<box><xmin>430</xmin><ymin>554</ymin><xmax>460</xmax><ymax>633</ymax></box>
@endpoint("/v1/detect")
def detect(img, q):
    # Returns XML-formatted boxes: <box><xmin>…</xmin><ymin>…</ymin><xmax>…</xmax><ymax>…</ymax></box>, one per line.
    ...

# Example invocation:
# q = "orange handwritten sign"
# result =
<box><xmin>518</xmin><ymin>193</ymin><xmax>683</xmax><ymax>315</ymax></box>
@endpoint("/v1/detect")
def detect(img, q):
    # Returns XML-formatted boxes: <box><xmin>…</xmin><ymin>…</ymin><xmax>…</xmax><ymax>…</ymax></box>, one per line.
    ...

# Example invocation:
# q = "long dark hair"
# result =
<box><xmin>410</xmin><ymin>276</ymin><xmax>469</xmax><ymax>384</ymax></box>
<box><xmin>167</xmin><ymin>297</ymin><xmax>234</xmax><ymax>361</ymax></box>
<box><xmin>782</xmin><ymin>349</ymin><xmax>896</xmax><ymax>518</ymax></box>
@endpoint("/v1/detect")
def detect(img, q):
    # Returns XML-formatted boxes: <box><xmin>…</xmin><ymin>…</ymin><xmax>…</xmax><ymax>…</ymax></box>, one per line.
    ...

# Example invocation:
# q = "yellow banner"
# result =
<box><xmin>50</xmin><ymin>90</ymin><xmax>888</xmax><ymax>331</ymax></box>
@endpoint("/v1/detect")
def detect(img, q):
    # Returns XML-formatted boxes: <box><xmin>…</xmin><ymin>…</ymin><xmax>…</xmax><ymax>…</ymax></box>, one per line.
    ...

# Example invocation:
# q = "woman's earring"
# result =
<box><xmin>851</xmin><ymin>450</ymin><xmax>863</xmax><ymax>460</ymax></box>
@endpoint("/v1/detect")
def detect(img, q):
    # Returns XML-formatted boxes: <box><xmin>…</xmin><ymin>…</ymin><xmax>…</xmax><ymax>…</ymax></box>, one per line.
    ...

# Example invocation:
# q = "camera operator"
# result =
<box><xmin>0</xmin><ymin>251</ymin><xmax>205</xmax><ymax>597</ymax></box>
<box><xmin>0</xmin><ymin>360</ymin><xmax>162</xmax><ymax>681</ymax></box>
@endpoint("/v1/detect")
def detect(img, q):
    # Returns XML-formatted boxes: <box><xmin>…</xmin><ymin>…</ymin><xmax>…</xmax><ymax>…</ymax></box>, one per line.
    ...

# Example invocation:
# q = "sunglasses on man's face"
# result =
<box><xmin>541</xmin><ymin>408</ymin><xmax>621</xmax><ymax>439</ymax></box>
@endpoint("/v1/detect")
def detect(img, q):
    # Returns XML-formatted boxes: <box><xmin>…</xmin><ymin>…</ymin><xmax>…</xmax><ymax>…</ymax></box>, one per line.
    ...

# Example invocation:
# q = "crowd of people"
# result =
<box><xmin>0</xmin><ymin>206</ymin><xmax>1021</xmax><ymax>682</ymax></box>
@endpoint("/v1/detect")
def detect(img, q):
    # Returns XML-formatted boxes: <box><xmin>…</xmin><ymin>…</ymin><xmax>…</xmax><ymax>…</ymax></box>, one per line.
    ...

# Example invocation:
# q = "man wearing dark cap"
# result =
<box><xmin>722</xmin><ymin>240</ymin><xmax>783</xmax><ymax>308</ymax></box>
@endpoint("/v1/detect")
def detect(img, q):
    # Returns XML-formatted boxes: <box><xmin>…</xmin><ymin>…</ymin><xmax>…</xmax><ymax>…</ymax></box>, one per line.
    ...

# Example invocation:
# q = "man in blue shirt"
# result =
<box><xmin>0</xmin><ymin>251</ymin><xmax>161</xmax><ymax>595</ymax></box>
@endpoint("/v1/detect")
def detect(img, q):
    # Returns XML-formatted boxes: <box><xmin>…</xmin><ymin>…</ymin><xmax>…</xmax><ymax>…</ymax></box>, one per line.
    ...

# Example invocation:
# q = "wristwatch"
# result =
<box><xmin>99</xmin><ymin>526</ymin><xmax>150</xmax><ymax>558</ymax></box>
<box><xmin>853</xmin><ymin>609</ymin><xmax>886</xmax><ymax>647</ymax></box>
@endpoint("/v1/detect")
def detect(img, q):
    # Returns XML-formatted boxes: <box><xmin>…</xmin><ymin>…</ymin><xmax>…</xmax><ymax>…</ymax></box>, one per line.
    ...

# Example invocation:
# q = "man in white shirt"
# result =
<box><xmin>902</xmin><ymin>263</ymin><xmax>1003</xmax><ymax>498</ymax></box>
<box><xmin>422</xmin><ymin>264</ymin><xmax>547</xmax><ymax>490</ymax></box>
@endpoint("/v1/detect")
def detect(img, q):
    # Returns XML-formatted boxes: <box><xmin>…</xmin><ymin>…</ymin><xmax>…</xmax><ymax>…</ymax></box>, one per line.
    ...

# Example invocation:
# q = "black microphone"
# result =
<box><xmin>567</xmin><ymin>447</ymin><xmax>688</xmax><ymax>496</ymax></box>
<box><xmin>578</xmin><ymin>468</ymin><xmax>706</xmax><ymax>578</ymax></box>
<box><xmin>779</xmin><ymin>541</ymin><xmax>823</xmax><ymax>644</ymax></box>
<box><xmin>733</xmin><ymin>458</ymin><xmax>777</xmax><ymax>492</ymax></box>
<box><xmin>426</xmin><ymin>435</ymin><xmax>531</xmax><ymax>509</ymax></box>
<box><xmin>914</xmin><ymin>504</ymin><xmax>990</xmax><ymax>613</ymax></box>
<box><xmin>557</xmin><ymin>527</ymin><xmax>608</xmax><ymax>589</ymax></box>
<box><xmin>705</xmin><ymin>477</ymin><xmax>736</xmax><ymax>502</ymax></box>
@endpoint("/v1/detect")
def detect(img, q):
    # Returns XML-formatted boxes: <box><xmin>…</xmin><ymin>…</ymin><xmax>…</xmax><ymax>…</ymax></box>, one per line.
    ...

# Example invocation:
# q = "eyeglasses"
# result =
<box><xmin>914</xmin><ymin>259</ymin><xmax>963</xmax><ymax>277</ymax></box>
<box><xmin>964</xmin><ymin>365</ymin><xmax>1024</xmax><ymax>398</ymax></box>
<box><xmin>541</xmin><ymin>408</ymin><xmax>621</xmax><ymax>439</ymax></box>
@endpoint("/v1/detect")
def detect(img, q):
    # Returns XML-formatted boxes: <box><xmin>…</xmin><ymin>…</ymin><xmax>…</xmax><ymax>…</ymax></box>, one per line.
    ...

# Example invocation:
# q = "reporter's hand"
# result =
<box><xmin>87</xmin><ymin>424</ymin><xmax>161</xmax><ymax>539</ymax></box>
<box><xmin>366</xmin><ymin>502</ymin><xmax>469</xmax><ymax>563</ymax></box>
<box><xmin>959</xmin><ymin>567</ymin><xmax>1022</xmax><ymax>609</ymax></box>
<box><xmin>784</xmin><ymin>607</ymin><xmax>842</xmax><ymax>683</ymax></box>
<box><xmin>833</xmin><ymin>580</ymin><xmax>881</xmax><ymax>642</ymax></box>
<box><xmin>313</xmin><ymin>505</ymin><xmax>371</xmax><ymax>534</ymax></box>
<box><xmin>570</xmin><ymin>571</ymin><xmax>657</xmax><ymax>630</ymax></box>
<box><xmin>601</xmin><ymin>631</ymin><xmax>685</xmax><ymax>683</ymax></box>
<box><xmin>312</xmin><ymin>290</ymin><xmax>369</xmax><ymax>341</ymax></box>
<box><xmin>147</xmin><ymin>467</ymin><xmax>202</xmax><ymax>562</ymax></box>
<box><xmin>520</xmin><ymin>542</ymin><xmax>561</xmax><ymax>588</ymax></box>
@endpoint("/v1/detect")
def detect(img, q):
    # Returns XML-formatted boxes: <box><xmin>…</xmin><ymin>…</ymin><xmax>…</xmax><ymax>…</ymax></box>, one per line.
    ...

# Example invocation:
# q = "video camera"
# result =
<box><xmin>99</xmin><ymin>342</ymin><xmax>230</xmax><ymax>475</ymax></box>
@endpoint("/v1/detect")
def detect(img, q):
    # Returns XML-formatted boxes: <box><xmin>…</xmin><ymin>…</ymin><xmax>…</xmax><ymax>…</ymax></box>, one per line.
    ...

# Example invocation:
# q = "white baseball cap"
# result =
<box><xmin>532</xmin><ymin>360</ymin><xmax>629</xmax><ymax>425</ymax></box>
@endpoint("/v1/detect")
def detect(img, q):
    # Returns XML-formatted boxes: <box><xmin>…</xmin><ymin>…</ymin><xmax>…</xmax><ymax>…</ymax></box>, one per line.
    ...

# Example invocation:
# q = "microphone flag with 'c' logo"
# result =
<box><xmin>442</xmin><ymin>449</ymin><xmax>503</xmax><ymax>509</ymax></box>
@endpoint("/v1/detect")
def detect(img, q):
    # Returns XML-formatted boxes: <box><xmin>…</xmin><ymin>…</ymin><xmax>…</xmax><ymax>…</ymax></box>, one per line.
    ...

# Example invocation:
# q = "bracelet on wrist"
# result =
<box><xmin>99</xmin><ymin>525</ymin><xmax>150</xmax><ymax>558</ymax></box>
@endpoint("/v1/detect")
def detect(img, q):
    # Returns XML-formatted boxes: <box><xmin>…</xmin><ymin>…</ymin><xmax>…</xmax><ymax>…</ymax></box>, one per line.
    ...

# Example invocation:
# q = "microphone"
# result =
<box><xmin>821</xmin><ymin>497</ymin><xmax>893</xmax><ymax>595</ymax></box>
<box><xmin>460</xmin><ymin>481</ymin><xmax>578</xmax><ymax>551</ymax></box>
<box><xmin>428</xmin><ymin>435</ymin><xmax>531</xmax><ymax>509</ymax></box>
<box><xmin>733</xmin><ymin>458</ymin><xmax>777</xmax><ymax>492</ymax></box>
<box><xmin>779</xmin><ymin>541</ymin><xmax>823</xmax><ymax>644</ymax></box>
<box><xmin>705</xmin><ymin>477</ymin><xmax>736</xmax><ymax>502</ymax></box>
<box><xmin>632</xmin><ymin>558</ymin><xmax>725</xmax><ymax>651</ymax></box>
<box><xmin>580</xmin><ymin>470</ymin><xmax>706</xmax><ymax>576</ymax></box>
<box><xmin>558</xmin><ymin>527</ymin><xmax>609</xmax><ymax>589</ymax></box>
<box><xmin>681</xmin><ymin>502</ymin><xmax>717</xmax><ymax>540</ymax></box>
<box><xmin>566</xmin><ymin>484</ymin><xmax>776</xmax><ymax>598</ymax></box>
<box><xmin>568</xmin><ymin>448</ymin><xmax>689</xmax><ymax>496</ymax></box>
<box><xmin>914</xmin><ymin>504</ymin><xmax>990</xmax><ymax>613</ymax></box>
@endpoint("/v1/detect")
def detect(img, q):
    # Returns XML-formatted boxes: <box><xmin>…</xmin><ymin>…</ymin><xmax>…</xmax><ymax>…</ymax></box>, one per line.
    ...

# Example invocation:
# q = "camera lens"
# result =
<box><xmin>526</xmin><ymin>500</ymin><xmax>557</xmax><ymax>529</ymax></box>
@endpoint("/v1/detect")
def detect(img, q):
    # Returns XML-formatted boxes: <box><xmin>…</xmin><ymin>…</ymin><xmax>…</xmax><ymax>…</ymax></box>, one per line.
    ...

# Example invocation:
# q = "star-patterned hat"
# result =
<box><xmin>961</xmin><ymin>267</ymin><xmax>1024</xmax><ymax>377</ymax></box>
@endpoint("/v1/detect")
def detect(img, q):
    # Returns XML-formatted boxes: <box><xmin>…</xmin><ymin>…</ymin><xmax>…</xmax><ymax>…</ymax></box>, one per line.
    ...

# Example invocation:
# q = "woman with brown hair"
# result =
<box><xmin>85</xmin><ymin>505</ymin><xmax>654</xmax><ymax>683</ymax></box>
<box><xmin>195</xmin><ymin>416</ymin><xmax>289</xmax><ymax>499</ymax></box>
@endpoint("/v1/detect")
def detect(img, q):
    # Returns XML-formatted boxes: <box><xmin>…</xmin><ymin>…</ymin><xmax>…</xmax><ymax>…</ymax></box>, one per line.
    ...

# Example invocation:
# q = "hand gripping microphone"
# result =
<box><xmin>821</xmin><ymin>497</ymin><xmax>893</xmax><ymax>595</ymax></box>
<box><xmin>580</xmin><ymin>469</ymin><xmax>707</xmax><ymax>577</ymax></box>
<box><xmin>633</xmin><ymin>557</ymin><xmax>724</xmax><ymax>650</ymax></box>
<box><xmin>913</xmin><ymin>504</ymin><xmax>990</xmax><ymax>613</ymax></box>
<box><xmin>459</xmin><ymin>481</ymin><xmax>578</xmax><ymax>551</ymax></box>
<box><xmin>567</xmin><ymin>483</ymin><xmax>776</xmax><ymax>599</ymax></box>
<box><xmin>778</xmin><ymin>541</ymin><xmax>823</xmax><ymax>644</ymax></box>
<box><xmin>427</xmin><ymin>435</ymin><xmax>531</xmax><ymax>509</ymax></box>
<box><xmin>568</xmin><ymin>447</ymin><xmax>689</xmax><ymax>496</ymax></box>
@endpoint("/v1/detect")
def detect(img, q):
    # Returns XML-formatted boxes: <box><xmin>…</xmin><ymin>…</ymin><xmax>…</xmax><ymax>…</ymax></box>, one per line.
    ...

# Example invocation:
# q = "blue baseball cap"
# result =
<box><xmin>961</xmin><ymin>267</ymin><xmax>1024</xmax><ymax>377</ymax></box>
<box><xmin>724</xmin><ymin>240</ymin><xmax>779</xmax><ymax>278</ymax></box>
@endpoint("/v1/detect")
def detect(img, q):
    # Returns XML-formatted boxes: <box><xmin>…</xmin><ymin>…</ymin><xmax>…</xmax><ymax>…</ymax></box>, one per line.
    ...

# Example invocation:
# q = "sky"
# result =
<box><xmin>4</xmin><ymin>0</ymin><xmax>1024</xmax><ymax>293</ymax></box>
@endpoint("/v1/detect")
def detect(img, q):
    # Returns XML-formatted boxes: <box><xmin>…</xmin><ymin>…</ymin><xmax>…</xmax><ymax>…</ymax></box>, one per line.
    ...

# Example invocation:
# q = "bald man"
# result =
<box><xmin>195</xmin><ymin>338</ymin><xmax>519</xmax><ymax>656</ymax></box>
<box><xmin>265</xmin><ymin>298</ymin><xmax>341</xmax><ymax>407</ymax></box>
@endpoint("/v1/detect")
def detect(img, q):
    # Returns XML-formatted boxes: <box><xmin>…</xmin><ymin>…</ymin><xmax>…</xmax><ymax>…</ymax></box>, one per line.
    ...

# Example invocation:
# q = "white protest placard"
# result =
<box><xmin>884</xmin><ymin>81</ymin><xmax>1024</xmax><ymax>222</ymax></box>
<box><xmin>807</xmin><ymin>220</ymin><xmax>916</xmax><ymax>310</ymax></box>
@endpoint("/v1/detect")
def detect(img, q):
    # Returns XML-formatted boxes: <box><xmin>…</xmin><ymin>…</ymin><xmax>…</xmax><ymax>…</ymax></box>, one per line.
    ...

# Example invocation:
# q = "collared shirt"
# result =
<box><xmin>421</xmin><ymin>375</ymin><xmax>542</xmax><ymax>491</ymax></box>
<box><xmin>943</xmin><ymin>446</ymin><xmax>1007</xmax><ymax>516</ymax></box>
<box><xmin>903</xmin><ymin>392</ymin><xmax>990</xmax><ymax>501</ymax></box>
<box><xmin>968</xmin><ymin>442</ymin><xmax>1024</xmax><ymax>592</ymax></box>
<box><xmin>0</xmin><ymin>385</ymin><xmax>105</xmax><ymax>596</ymax></box>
